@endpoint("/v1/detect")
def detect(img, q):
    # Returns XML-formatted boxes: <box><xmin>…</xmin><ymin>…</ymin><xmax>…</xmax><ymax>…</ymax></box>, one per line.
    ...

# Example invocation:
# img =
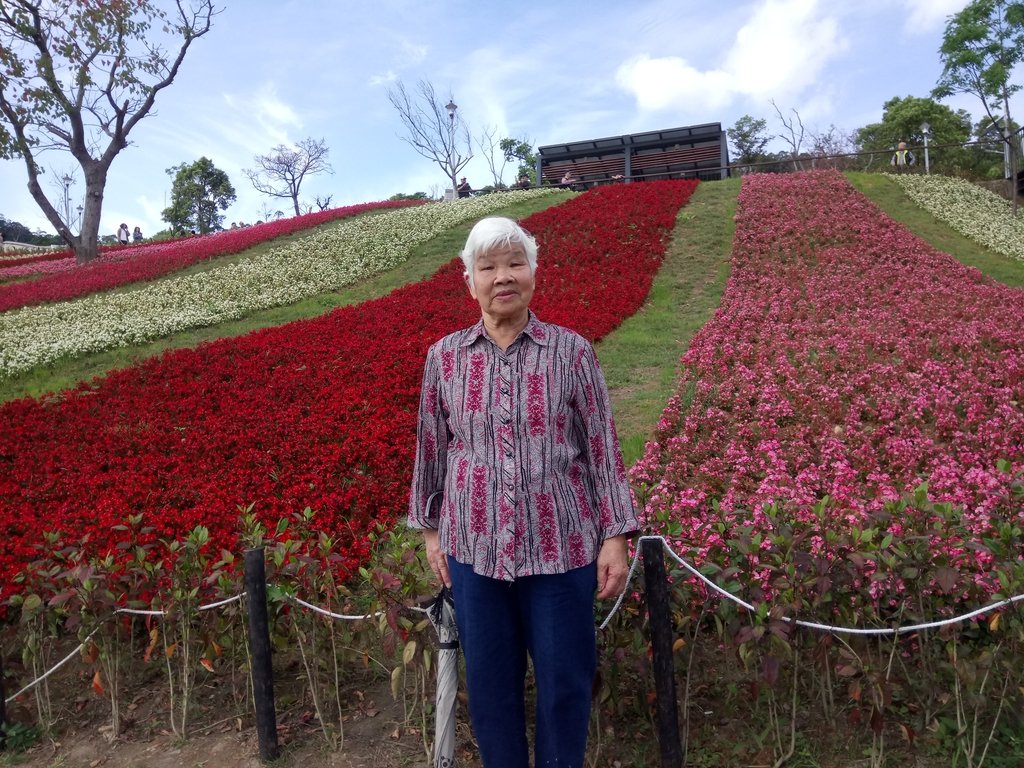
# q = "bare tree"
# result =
<box><xmin>387</xmin><ymin>79</ymin><xmax>472</xmax><ymax>198</ymax></box>
<box><xmin>771</xmin><ymin>100</ymin><xmax>806</xmax><ymax>171</ymax></box>
<box><xmin>807</xmin><ymin>124</ymin><xmax>856</xmax><ymax>170</ymax></box>
<box><xmin>314</xmin><ymin>194</ymin><xmax>333</xmax><ymax>212</ymax></box>
<box><xmin>477</xmin><ymin>124</ymin><xmax>510</xmax><ymax>188</ymax></box>
<box><xmin>243</xmin><ymin>137</ymin><xmax>333</xmax><ymax>217</ymax></box>
<box><xmin>0</xmin><ymin>0</ymin><xmax>217</xmax><ymax>263</ymax></box>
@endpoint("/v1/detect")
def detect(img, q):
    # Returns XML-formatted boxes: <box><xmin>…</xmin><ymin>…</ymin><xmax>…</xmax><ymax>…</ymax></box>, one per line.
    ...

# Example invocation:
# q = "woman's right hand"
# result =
<box><xmin>423</xmin><ymin>529</ymin><xmax>451</xmax><ymax>588</ymax></box>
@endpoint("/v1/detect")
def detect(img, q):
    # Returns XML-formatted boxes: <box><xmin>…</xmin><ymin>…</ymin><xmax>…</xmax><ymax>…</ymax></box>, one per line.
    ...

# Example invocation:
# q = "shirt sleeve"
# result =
<box><xmin>408</xmin><ymin>344</ymin><xmax>449</xmax><ymax>529</ymax></box>
<box><xmin>575</xmin><ymin>340</ymin><xmax>641</xmax><ymax>540</ymax></box>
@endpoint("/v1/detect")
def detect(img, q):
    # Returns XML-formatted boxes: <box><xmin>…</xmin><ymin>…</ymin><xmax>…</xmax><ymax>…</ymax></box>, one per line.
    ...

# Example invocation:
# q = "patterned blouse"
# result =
<box><xmin>408</xmin><ymin>313</ymin><xmax>639</xmax><ymax>581</ymax></box>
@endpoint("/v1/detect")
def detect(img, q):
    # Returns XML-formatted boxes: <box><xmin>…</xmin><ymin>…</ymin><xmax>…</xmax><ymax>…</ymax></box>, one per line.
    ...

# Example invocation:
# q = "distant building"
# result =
<box><xmin>537</xmin><ymin>122</ymin><xmax>729</xmax><ymax>188</ymax></box>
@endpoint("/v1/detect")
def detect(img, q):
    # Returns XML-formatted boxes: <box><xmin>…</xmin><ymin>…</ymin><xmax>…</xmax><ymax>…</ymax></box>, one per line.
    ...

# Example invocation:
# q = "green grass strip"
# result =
<box><xmin>599</xmin><ymin>178</ymin><xmax>738</xmax><ymax>466</ymax></box>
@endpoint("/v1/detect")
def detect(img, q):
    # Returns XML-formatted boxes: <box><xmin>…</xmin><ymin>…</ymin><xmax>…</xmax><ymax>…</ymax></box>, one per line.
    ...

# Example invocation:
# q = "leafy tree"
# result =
<box><xmin>857</xmin><ymin>96</ymin><xmax>972</xmax><ymax>151</ymax></box>
<box><xmin>727</xmin><ymin>115</ymin><xmax>772</xmax><ymax>168</ymax></box>
<box><xmin>0</xmin><ymin>213</ymin><xmax>60</xmax><ymax>245</ymax></box>
<box><xmin>856</xmin><ymin>96</ymin><xmax>974</xmax><ymax>171</ymax></box>
<box><xmin>387</xmin><ymin>79</ymin><xmax>472</xmax><ymax>197</ymax></box>
<box><xmin>243</xmin><ymin>137</ymin><xmax>332</xmax><ymax>217</ymax></box>
<box><xmin>500</xmin><ymin>137</ymin><xmax>536</xmax><ymax>184</ymax></box>
<box><xmin>389</xmin><ymin>192</ymin><xmax>430</xmax><ymax>201</ymax></box>
<box><xmin>161</xmin><ymin>157</ymin><xmax>236</xmax><ymax>235</ymax></box>
<box><xmin>934</xmin><ymin>0</ymin><xmax>1024</xmax><ymax>206</ymax></box>
<box><xmin>0</xmin><ymin>0</ymin><xmax>216</xmax><ymax>262</ymax></box>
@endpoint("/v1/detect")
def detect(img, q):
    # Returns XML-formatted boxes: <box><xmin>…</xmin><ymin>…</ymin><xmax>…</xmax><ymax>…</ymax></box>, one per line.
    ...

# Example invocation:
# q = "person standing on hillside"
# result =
<box><xmin>132</xmin><ymin>226</ymin><xmax>144</xmax><ymax>242</ymax></box>
<box><xmin>891</xmin><ymin>141</ymin><xmax>915</xmax><ymax>173</ymax></box>
<box><xmin>117</xmin><ymin>223</ymin><xmax>130</xmax><ymax>245</ymax></box>
<box><xmin>409</xmin><ymin>216</ymin><xmax>638</xmax><ymax>768</ymax></box>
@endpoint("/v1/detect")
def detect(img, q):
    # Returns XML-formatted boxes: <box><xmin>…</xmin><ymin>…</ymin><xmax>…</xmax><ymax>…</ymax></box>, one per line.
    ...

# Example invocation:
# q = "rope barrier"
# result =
<box><xmin>4</xmin><ymin>593</ymin><xmax>247</xmax><ymax>705</ymax></box>
<box><xmin>286</xmin><ymin>594</ymin><xmax>382</xmax><ymax>622</ymax></box>
<box><xmin>9</xmin><ymin>539</ymin><xmax>1023</xmax><ymax>706</ymax></box>
<box><xmin>4</xmin><ymin>627</ymin><xmax>101</xmax><ymax>705</ymax></box>
<box><xmin>599</xmin><ymin>535</ymin><xmax>1024</xmax><ymax>636</ymax></box>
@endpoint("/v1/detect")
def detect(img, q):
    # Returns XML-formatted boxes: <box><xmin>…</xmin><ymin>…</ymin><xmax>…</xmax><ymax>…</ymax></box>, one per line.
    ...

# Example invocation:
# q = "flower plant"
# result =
<box><xmin>630</xmin><ymin>171</ymin><xmax>1024</xmax><ymax>765</ymax></box>
<box><xmin>0</xmin><ymin>190</ymin><xmax>558</xmax><ymax>378</ymax></box>
<box><xmin>0</xmin><ymin>180</ymin><xmax>697</xmax><ymax>602</ymax></box>
<box><xmin>887</xmin><ymin>172</ymin><xmax>1024</xmax><ymax>261</ymax></box>
<box><xmin>0</xmin><ymin>201</ymin><xmax>422</xmax><ymax>312</ymax></box>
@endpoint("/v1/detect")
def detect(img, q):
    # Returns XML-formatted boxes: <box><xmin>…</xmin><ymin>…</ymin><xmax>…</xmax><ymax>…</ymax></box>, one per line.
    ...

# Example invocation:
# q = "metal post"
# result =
<box><xmin>244</xmin><ymin>548</ymin><xmax>279</xmax><ymax>762</ymax></box>
<box><xmin>642</xmin><ymin>538</ymin><xmax>683</xmax><ymax>768</ymax></box>
<box><xmin>923</xmin><ymin>134</ymin><xmax>930</xmax><ymax>175</ymax></box>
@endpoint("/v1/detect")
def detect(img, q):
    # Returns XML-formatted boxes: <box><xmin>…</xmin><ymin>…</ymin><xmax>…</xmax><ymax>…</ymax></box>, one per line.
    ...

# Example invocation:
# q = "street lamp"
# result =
<box><xmin>60</xmin><ymin>173</ymin><xmax>74</xmax><ymax>226</ymax></box>
<box><xmin>919</xmin><ymin>122</ymin><xmax>931</xmax><ymax>175</ymax></box>
<box><xmin>76</xmin><ymin>204</ymin><xmax>84</xmax><ymax>231</ymax></box>
<box><xmin>445</xmin><ymin>99</ymin><xmax>458</xmax><ymax>198</ymax></box>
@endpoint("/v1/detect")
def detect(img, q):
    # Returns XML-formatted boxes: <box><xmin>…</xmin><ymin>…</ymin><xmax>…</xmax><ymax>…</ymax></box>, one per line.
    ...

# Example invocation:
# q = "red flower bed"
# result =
<box><xmin>0</xmin><ymin>201</ymin><xmax>421</xmax><ymax>313</ymax></box>
<box><xmin>633</xmin><ymin>171</ymin><xmax>1024</xmax><ymax>601</ymax></box>
<box><xmin>0</xmin><ymin>180</ymin><xmax>697</xmax><ymax>598</ymax></box>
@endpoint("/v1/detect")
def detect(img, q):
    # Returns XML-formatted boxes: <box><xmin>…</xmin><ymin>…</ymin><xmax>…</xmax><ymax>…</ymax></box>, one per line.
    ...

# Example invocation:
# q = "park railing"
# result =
<box><xmin>3</xmin><ymin>523</ymin><xmax>1023</xmax><ymax>767</ymax></box>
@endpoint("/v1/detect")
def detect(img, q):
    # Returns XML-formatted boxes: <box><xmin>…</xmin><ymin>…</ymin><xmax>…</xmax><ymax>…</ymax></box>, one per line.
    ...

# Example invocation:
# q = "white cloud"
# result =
<box><xmin>901</xmin><ymin>0</ymin><xmax>970</xmax><ymax>33</ymax></box>
<box><xmin>615</xmin><ymin>0</ymin><xmax>846</xmax><ymax>114</ymax></box>
<box><xmin>369</xmin><ymin>70</ymin><xmax>398</xmax><ymax>87</ymax></box>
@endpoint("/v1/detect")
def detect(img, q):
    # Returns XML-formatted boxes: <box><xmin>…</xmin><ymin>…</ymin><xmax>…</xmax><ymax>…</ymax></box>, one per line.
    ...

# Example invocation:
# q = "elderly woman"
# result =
<box><xmin>408</xmin><ymin>216</ymin><xmax>639</xmax><ymax>768</ymax></box>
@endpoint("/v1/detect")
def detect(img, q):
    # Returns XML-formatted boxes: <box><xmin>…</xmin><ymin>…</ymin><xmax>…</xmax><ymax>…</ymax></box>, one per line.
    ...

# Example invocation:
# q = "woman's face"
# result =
<box><xmin>466</xmin><ymin>244</ymin><xmax>535</xmax><ymax>324</ymax></box>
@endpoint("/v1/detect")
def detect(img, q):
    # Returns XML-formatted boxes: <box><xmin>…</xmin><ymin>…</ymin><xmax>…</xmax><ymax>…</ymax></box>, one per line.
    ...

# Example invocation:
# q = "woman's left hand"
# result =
<box><xmin>596</xmin><ymin>535</ymin><xmax>630</xmax><ymax>600</ymax></box>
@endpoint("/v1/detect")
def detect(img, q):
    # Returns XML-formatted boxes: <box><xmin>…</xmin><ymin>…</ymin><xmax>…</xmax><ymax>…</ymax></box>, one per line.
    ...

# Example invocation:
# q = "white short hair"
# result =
<box><xmin>461</xmin><ymin>217</ymin><xmax>538</xmax><ymax>287</ymax></box>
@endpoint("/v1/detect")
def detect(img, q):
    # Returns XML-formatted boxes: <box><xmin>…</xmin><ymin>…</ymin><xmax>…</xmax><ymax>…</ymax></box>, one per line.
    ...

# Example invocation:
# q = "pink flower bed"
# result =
<box><xmin>0</xmin><ymin>202</ymin><xmax>420</xmax><ymax>312</ymax></box>
<box><xmin>632</xmin><ymin>171</ymin><xmax>1024</xmax><ymax>601</ymax></box>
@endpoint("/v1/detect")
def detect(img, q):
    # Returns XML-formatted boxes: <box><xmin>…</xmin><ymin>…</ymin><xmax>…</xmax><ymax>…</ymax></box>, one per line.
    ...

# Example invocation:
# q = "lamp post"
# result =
<box><xmin>60</xmin><ymin>173</ymin><xmax>74</xmax><ymax>227</ymax></box>
<box><xmin>919</xmin><ymin>122</ymin><xmax>931</xmax><ymax>175</ymax></box>
<box><xmin>76</xmin><ymin>205</ymin><xmax>84</xmax><ymax>232</ymax></box>
<box><xmin>445</xmin><ymin>99</ymin><xmax>458</xmax><ymax>199</ymax></box>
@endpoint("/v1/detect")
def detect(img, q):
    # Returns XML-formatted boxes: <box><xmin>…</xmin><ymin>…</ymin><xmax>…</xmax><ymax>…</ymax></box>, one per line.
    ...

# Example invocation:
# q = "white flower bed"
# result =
<box><xmin>887</xmin><ymin>173</ymin><xmax>1024</xmax><ymax>260</ymax></box>
<box><xmin>0</xmin><ymin>190</ymin><xmax>556</xmax><ymax>378</ymax></box>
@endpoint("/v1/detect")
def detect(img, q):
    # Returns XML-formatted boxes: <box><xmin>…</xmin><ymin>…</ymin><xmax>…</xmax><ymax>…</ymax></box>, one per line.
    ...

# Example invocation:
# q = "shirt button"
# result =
<box><xmin>506</xmin><ymin>484</ymin><xmax>514</xmax><ymax>491</ymax></box>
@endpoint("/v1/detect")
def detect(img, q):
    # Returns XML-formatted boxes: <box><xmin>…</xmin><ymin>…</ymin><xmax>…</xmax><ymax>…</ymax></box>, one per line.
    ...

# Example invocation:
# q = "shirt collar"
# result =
<box><xmin>460</xmin><ymin>311</ymin><xmax>550</xmax><ymax>348</ymax></box>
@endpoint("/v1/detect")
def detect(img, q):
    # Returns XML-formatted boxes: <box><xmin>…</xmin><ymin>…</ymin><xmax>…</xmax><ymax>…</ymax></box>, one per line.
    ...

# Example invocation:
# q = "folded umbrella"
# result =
<box><xmin>425</xmin><ymin>585</ymin><xmax>459</xmax><ymax>768</ymax></box>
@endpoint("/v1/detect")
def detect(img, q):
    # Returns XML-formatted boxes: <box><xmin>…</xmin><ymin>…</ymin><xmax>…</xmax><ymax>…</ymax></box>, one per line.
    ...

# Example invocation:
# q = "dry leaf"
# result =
<box><xmin>672</xmin><ymin>638</ymin><xmax>686</xmax><ymax>653</ymax></box>
<box><xmin>988</xmin><ymin>613</ymin><xmax>1001</xmax><ymax>632</ymax></box>
<box><xmin>199</xmin><ymin>658</ymin><xmax>215</xmax><ymax>672</ymax></box>
<box><xmin>165</xmin><ymin>642</ymin><xmax>178</xmax><ymax>659</ymax></box>
<box><xmin>143</xmin><ymin>628</ymin><xmax>159</xmax><ymax>663</ymax></box>
<box><xmin>211</xmin><ymin>640</ymin><xmax>223</xmax><ymax>657</ymax></box>
<box><xmin>91</xmin><ymin>669</ymin><xmax>104</xmax><ymax>696</ymax></box>
<box><xmin>390</xmin><ymin>726</ymin><xmax>401</xmax><ymax>740</ymax></box>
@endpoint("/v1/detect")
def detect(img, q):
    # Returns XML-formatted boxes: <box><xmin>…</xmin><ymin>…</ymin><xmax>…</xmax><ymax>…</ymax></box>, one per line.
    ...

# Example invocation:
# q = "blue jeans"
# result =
<box><xmin>448</xmin><ymin>559</ymin><xmax>597</xmax><ymax>768</ymax></box>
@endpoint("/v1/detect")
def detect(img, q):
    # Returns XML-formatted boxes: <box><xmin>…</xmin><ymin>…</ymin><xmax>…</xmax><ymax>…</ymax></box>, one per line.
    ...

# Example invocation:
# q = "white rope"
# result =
<box><xmin>113</xmin><ymin>607</ymin><xmax>165</xmax><ymax>616</ymax></box>
<box><xmin>599</xmin><ymin>535</ymin><xmax>1024</xmax><ymax>636</ymax></box>
<box><xmin>4</xmin><ymin>592</ymin><xmax>247</xmax><ymax>705</ymax></box>
<box><xmin>287</xmin><ymin>594</ymin><xmax>382</xmax><ymax>621</ymax></box>
<box><xmin>198</xmin><ymin>592</ymin><xmax>246</xmax><ymax>611</ymax></box>
<box><xmin>5</xmin><ymin>627</ymin><xmax>100</xmax><ymax>705</ymax></box>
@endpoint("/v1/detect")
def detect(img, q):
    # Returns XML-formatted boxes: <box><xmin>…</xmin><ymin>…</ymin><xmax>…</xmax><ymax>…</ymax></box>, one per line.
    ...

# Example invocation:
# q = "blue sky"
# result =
<box><xmin>0</xmin><ymin>0</ymin><xmax>1003</xmax><ymax>238</ymax></box>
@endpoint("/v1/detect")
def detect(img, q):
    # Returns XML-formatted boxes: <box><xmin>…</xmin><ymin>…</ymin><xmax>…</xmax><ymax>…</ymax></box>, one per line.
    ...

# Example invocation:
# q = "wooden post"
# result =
<box><xmin>244</xmin><ymin>548</ymin><xmax>279</xmax><ymax>762</ymax></box>
<box><xmin>642</xmin><ymin>538</ymin><xmax>683</xmax><ymax>768</ymax></box>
